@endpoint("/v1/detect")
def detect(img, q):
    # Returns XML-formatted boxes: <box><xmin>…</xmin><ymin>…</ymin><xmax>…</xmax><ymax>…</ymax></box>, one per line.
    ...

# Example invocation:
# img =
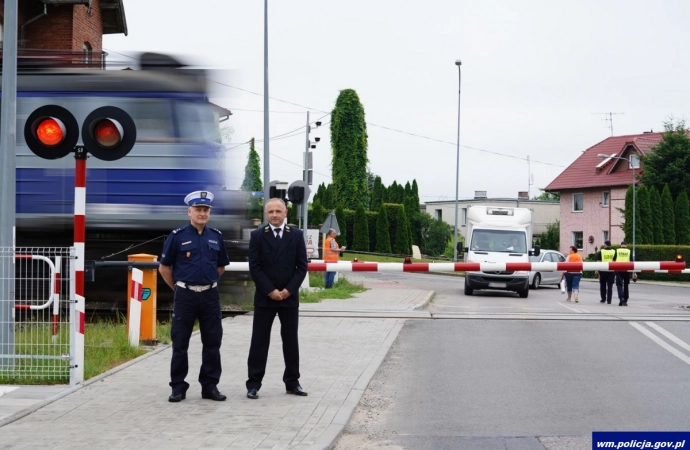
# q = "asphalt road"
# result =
<box><xmin>335</xmin><ymin>273</ymin><xmax>690</xmax><ymax>450</ymax></box>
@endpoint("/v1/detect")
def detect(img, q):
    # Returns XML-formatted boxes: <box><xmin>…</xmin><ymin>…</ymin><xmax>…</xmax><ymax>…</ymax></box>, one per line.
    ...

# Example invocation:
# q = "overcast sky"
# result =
<box><xmin>103</xmin><ymin>0</ymin><xmax>690</xmax><ymax>204</ymax></box>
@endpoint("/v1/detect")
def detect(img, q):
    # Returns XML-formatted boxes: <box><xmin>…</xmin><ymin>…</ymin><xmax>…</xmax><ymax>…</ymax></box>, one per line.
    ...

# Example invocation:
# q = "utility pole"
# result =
<box><xmin>593</xmin><ymin>112</ymin><xmax>625</xmax><ymax>136</ymax></box>
<box><xmin>301</xmin><ymin>113</ymin><xmax>320</xmax><ymax>231</ymax></box>
<box><xmin>262</xmin><ymin>0</ymin><xmax>270</xmax><ymax>219</ymax></box>
<box><xmin>0</xmin><ymin>0</ymin><xmax>19</xmax><ymax>367</ymax></box>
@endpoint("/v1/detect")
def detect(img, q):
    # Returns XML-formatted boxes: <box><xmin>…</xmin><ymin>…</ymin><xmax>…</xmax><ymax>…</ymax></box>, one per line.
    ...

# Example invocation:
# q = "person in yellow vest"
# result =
<box><xmin>595</xmin><ymin>240</ymin><xmax>616</xmax><ymax>304</ymax></box>
<box><xmin>324</xmin><ymin>228</ymin><xmax>346</xmax><ymax>289</ymax></box>
<box><xmin>614</xmin><ymin>241</ymin><xmax>632</xmax><ymax>306</ymax></box>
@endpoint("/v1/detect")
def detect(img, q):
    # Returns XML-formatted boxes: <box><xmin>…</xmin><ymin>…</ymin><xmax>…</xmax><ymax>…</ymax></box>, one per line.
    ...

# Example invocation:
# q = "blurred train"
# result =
<box><xmin>3</xmin><ymin>53</ymin><xmax>250</xmax><ymax>307</ymax></box>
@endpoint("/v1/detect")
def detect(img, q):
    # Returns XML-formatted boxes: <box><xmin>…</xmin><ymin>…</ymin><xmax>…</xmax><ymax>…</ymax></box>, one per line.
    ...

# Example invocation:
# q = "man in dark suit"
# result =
<box><xmin>246</xmin><ymin>198</ymin><xmax>308</xmax><ymax>399</ymax></box>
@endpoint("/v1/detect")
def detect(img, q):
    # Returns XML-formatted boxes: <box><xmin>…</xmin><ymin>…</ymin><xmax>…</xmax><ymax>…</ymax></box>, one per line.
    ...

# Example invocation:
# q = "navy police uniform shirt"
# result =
<box><xmin>160</xmin><ymin>224</ymin><xmax>230</xmax><ymax>285</ymax></box>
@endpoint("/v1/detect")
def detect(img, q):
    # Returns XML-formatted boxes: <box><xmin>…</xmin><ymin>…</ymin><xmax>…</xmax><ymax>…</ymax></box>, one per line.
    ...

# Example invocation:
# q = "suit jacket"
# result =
<box><xmin>248</xmin><ymin>225</ymin><xmax>308</xmax><ymax>308</ymax></box>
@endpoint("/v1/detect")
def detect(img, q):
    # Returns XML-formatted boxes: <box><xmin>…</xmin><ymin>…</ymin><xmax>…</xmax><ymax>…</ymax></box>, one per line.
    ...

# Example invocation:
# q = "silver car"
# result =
<box><xmin>529</xmin><ymin>250</ymin><xmax>566</xmax><ymax>289</ymax></box>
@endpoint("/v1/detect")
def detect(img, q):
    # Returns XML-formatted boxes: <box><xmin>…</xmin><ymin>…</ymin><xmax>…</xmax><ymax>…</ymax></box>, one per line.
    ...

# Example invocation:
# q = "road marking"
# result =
<box><xmin>559</xmin><ymin>303</ymin><xmax>581</xmax><ymax>313</ymax></box>
<box><xmin>629</xmin><ymin>322</ymin><xmax>690</xmax><ymax>365</ymax></box>
<box><xmin>645</xmin><ymin>322</ymin><xmax>690</xmax><ymax>353</ymax></box>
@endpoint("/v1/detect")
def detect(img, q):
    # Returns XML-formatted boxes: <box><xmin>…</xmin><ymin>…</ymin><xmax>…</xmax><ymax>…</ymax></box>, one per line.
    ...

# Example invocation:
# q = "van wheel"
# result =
<box><xmin>464</xmin><ymin>278</ymin><xmax>473</xmax><ymax>296</ymax></box>
<box><xmin>518</xmin><ymin>289</ymin><xmax>529</xmax><ymax>298</ymax></box>
<box><xmin>531</xmin><ymin>273</ymin><xmax>541</xmax><ymax>290</ymax></box>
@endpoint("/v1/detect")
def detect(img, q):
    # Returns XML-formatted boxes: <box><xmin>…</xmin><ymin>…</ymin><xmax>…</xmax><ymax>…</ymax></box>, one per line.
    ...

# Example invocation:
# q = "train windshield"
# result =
<box><xmin>176</xmin><ymin>101</ymin><xmax>221</xmax><ymax>143</ymax></box>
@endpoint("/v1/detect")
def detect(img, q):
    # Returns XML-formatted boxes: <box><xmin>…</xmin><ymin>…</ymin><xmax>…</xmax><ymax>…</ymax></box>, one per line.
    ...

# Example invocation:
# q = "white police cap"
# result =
<box><xmin>184</xmin><ymin>190</ymin><xmax>214</xmax><ymax>207</ymax></box>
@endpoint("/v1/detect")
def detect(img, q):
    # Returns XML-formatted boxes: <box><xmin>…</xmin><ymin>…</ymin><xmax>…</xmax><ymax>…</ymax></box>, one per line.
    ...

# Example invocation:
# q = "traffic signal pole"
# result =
<box><xmin>0</xmin><ymin>0</ymin><xmax>19</xmax><ymax>367</ymax></box>
<box><xmin>301</xmin><ymin>111</ymin><xmax>310</xmax><ymax>232</ymax></box>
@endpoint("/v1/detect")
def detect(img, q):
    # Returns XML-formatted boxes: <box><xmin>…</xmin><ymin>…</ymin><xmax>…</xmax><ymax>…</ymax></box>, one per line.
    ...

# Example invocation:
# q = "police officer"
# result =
<box><xmin>159</xmin><ymin>191</ymin><xmax>230</xmax><ymax>403</ymax></box>
<box><xmin>614</xmin><ymin>241</ymin><xmax>632</xmax><ymax>306</ymax></box>
<box><xmin>595</xmin><ymin>240</ymin><xmax>616</xmax><ymax>304</ymax></box>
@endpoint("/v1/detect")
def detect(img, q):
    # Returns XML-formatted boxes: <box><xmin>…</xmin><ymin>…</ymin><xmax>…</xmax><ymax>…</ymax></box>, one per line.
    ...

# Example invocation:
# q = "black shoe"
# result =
<box><xmin>168</xmin><ymin>392</ymin><xmax>186</xmax><ymax>402</ymax></box>
<box><xmin>623</xmin><ymin>301</ymin><xmax>628</xmax><ymax>306</ymax></box>
<box><xmin>201</xmin><ymin>388</ymin><xmax>226</xmax><ymax>401</ymax></box>
<box><xmin>619</xmin><ymin>300</ymin><xmax>623</xmax><ymax>306</ymax></box>
<box><xmin>286</xmin><ymin>385</ymin><xmax>308</xmax><ymax>396</ymax></box>
<box><xmin>607</xmin><ymin>301</ymin><xmax>611</xmax><ymax>304</ymax></box>
<box><xmin>600</xmin><ymin>299</ymin><xmax>606</xmax><ymax>303</ymax></box>
<box><xmin>247</xmin><ymin>388</ymin><xmax>259</xmax><ymax>399</ymax></box>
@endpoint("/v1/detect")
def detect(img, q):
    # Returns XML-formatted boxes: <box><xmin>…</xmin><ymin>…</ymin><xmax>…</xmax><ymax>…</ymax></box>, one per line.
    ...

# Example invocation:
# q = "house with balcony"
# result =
<box><xmin>545</xmin><ymin>131</ymin><xmax>663</xmax><ymax>256</ymax></box>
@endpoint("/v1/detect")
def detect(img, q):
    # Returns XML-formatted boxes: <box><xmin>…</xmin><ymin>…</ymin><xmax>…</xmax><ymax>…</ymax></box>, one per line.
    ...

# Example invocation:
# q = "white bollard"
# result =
<box><xmin>128</xmin><ymin>268</ymin><xmax>143</xmax><ymax>347</ymax></box>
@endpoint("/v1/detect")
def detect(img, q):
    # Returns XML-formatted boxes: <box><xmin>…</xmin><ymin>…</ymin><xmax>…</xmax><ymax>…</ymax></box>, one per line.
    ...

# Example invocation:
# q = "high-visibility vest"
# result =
<box><xmin>616</xmin><ymin>248</ymin><xmax>631</xmax><ymax>262</ymax></box>
<box><xmin>601</xmin><ymin>248</ymin><xmax>616</xmax><ymax>263</ymax></box>
<box><xmin>324</xmin><ymin>236</ymin><xmax>339</xmax><ymax>261</ymax></box>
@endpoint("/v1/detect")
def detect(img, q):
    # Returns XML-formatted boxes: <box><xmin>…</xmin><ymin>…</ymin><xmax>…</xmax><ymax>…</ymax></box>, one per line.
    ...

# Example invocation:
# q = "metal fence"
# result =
<box><xmin>0</xmin><ymin>247</ymin><xmax>75</xmax><ymax>384</ymax></box>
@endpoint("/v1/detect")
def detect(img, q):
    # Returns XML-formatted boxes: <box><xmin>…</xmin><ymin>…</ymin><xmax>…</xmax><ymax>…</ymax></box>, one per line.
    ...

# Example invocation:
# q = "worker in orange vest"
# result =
<box><xmin>324</xmin><ymin>228</ymin><xmax>346</xmax><ymax>288</ymax></box>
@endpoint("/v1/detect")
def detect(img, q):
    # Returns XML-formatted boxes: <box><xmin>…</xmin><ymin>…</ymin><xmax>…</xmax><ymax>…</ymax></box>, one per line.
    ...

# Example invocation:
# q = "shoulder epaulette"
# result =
<box><xmin>172</xmin><ymin>226</ymin><xmax>184</xmax><ymax>234</ymax></box>
<box><xmin>209</xmin><ymin>227</ymin><xmax>223</xmax><ymax>235</ymax></box>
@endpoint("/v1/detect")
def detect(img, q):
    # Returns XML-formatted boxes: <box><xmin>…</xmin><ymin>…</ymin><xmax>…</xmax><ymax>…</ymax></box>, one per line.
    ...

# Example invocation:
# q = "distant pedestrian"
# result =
<box><xmin>614</xmin><ymin>241</ymin><xmax>632</xmax><ymax>306</ymax></box>
<box><xmin>159</xmin><ymin>191</ymin><xmax>230</xmax><ymax>403</ymax></box>
<box><xmin>324</xmin><ymin>228</ymin><xmax>346</xmax><ymax>289</ymax></box>
<box><xmin>595</xmin><ymin>240</ymin><xmax>616</xmax><ymax>304</ymax></box>
<box><xmin>561</xmin><ymin>246</ymin><xmax>583</xmax><ymax>302</ymax></box>
<box><xmin>246</xmin><ymin>198</ymin><xmax>309</xmax><ymax>400</ymax></box>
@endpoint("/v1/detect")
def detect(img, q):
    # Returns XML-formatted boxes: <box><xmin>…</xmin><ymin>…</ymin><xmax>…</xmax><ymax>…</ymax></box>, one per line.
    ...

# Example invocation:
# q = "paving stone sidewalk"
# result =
<box><xmin>0</xmin><ymin>275</ymin><xmax>433</xmax><ymax>450</ymax></box>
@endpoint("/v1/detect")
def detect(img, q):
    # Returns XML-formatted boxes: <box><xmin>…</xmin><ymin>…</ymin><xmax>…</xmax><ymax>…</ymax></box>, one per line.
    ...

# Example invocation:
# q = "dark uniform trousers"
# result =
<box><xmin>170</xmin><ymin>286</ymin><xmax>222</xmax><ymax>394</ymax></box>
<box><xmin>246</xmin><ymin>305</ymin><xmax>300</xmax><ymax>391</ymax></box>
<box><xmin>599</xmin><ymin>271</ymin><xmax>614</xmax><ymax>302</ymax></box>
<box><xmin>616</xmin><ymin>272</ymin><xmax>630</xmax><ymax>301</ymax></box>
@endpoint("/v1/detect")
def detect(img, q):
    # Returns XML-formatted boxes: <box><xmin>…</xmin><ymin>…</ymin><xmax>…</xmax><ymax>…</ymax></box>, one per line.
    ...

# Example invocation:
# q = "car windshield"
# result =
<box><xmin>470</xmin><ymin>230</ymin><xmax>527</xmax><ymax>253</ymax></box>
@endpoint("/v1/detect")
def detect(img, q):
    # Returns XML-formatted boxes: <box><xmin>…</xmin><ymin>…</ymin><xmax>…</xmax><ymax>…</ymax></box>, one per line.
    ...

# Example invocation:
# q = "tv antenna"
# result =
<box><xmin>592</xmin><ymin>112</ymin><xmax>625</xmax><ymax>136</ymax></box>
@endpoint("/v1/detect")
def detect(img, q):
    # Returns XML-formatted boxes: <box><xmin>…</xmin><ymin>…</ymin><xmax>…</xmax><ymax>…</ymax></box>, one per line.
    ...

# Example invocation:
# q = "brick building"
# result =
<box><xmin>0</xmin><ymin>0</ymin><xmax>127</xmax><ymax>68</ymax></box>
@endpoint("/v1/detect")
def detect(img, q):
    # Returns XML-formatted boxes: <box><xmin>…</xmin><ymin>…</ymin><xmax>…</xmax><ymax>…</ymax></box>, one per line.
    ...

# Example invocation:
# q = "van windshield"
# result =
<box><xmin>470</xmin><ymin>230</ymin><xmax>527</xmax><ymax>253</ymax></box>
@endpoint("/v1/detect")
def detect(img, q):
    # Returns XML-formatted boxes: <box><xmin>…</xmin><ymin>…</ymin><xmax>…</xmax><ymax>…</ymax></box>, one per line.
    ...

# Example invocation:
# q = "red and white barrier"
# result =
<box><xmin>128</xmin><ymin>268</ymin><xmax>143</xmax><ymax>347</ymax></box>
<box><xmin>225</xmin><ymin>261</ymin><xmax>687</xmax><ymax>273</ymax></box>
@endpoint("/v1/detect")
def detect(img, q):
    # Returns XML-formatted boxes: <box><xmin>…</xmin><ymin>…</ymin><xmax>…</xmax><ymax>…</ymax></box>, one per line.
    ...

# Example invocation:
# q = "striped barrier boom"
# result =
<box><xmin>224</xmin><ymin>261</ymin><xmax>687</xmax><ymax>273</ymax></box>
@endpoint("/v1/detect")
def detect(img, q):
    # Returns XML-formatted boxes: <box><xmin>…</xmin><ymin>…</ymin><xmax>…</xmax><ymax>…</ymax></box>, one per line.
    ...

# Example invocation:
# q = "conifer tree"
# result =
<box><xmin>623</xmin><ymin>186</ymin><xmax>633</xmax><ymax>243</ymax></box>
<box><xmin>661</xmin><ymin>184</ymin><xmax>676</xmax><ymax>244</ymax></box>
<box><xmin>637</xmin><ymin>186</ymin><xmax>652</xmax><ymax>245</ymax></box>
<box><xmin>370</xmin><ymin>176</ymin><xmax>384</xmax><ymax>212</ymax></box>
<box><xmin>239</xmin><ymin>137</ymin><xmax>263</xmax><ymax>219</ymax></box>
<box><xmin>394</xmin><ymin>206</ymin><xmax>411</xmax><ymax>254</ymax></box>
<box><xmin>352</xmin><ymin>203</ymin><xmax>370</xmax><ymax>251</ymax></box>
<box><xmin>649</xmin><ymin>186</ymin><xmax>663</xmax><ymax>244</ymax></box>
<box><xmin>375</xmin><ymin>203</ymin><xmax>392</xmax><ymax>254</ymax></box>
<box><xmin>674</xmin><ymin>190</ymin><xmax>690</xmax><ymax>245</ymax></box>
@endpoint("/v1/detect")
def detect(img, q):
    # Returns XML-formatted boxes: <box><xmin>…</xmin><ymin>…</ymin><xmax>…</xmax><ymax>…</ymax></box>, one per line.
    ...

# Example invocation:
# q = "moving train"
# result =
<box><xmin>3</xmin><ymin>53</ymin><xmax>249</xmax><ymax>306</ymax></box>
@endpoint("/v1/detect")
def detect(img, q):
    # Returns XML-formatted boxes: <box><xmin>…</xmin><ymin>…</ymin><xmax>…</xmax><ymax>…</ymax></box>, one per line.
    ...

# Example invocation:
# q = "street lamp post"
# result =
<box><xmin>598</xmin><ymin>154</ymin><xmax>636</xmax><ymax>261</ymax></box>
<box><xmin>453</xmin><ymin>59</ymin><xmax>462</xmax><ymax>262</ymax></box>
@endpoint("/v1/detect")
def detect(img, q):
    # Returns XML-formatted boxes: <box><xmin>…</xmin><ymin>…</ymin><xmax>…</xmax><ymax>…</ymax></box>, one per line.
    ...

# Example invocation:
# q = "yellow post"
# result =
<box><xmin>127</xmin><ymin>254</ymin><xmax>158</xmax><ymax>345</ymax></box>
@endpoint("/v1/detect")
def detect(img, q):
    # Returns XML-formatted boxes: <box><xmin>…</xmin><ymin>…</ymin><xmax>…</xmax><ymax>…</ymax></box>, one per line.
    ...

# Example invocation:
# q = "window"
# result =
<box><xmin>602</xmin><ymin>230</ymin><xmax>609</xmax><ymax>244</ymax></box>
<box><xmin>83</xmin><ymin>42</ymin><xmax>92</xmax><ymax>66</ymax></box>
<box><xmin>573</xmin><ymin>193</ymin><xmax>584</xmax><ymax>212</ymax></box>
<box><xmin>461</xmin><ymin>207</ymin><xmax>467</xmax><ymax>226</ymax></box>
<box><xmin>630</xmin><ymin>154</ymin><xmax>640</xmax><ymax>169</ymax></box>
<box><xmin>572</xmin><ymin>231</ymin><xmax>583</xmax><ymax>249</ymax></box>
<box><xmin>435</xmin><ymin>209</ymin><xmax>442</xmax><ymax>220</ymax></box>
<box><xmin>602</xmin><ymin>191</ymin><xmax>610</xmax><ymax>207</ymax></box>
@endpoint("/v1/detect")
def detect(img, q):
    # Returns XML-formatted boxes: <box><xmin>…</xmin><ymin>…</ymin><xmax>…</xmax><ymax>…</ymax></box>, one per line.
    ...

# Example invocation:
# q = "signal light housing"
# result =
<box><xmin>24</xmin><ymin>105</ymin><xmax>79</xmax><ymax>159</ymax></box>
<box><xmin>82</xmin><ymin>106</ymin><xmax>136</xmax><ymax>161</ymax></box>
<box><xmin>676</xmin><ymin>254</ymin><xmax>684</xmax><ymax>263</ymax></box>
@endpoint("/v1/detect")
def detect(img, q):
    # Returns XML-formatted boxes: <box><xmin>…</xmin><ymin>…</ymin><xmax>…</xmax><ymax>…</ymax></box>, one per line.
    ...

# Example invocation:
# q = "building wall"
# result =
<box><xmin>18</xmin><ymin>1</ymin><xmax>102</xmax><ymax>53</ymax></box>
<box><xmin>558</xmin><ymin>187</ymin><xmax>627</xmax><ymax>256</ymax></box>
<box><xmin>423</xmin><ymin>199</ymin><xmax>559</xmax><ymax>244</ymax></box>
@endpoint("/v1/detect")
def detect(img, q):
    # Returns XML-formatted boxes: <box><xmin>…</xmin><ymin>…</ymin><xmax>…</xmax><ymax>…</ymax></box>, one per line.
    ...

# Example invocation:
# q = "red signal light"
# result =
<box><xmin>93</xmin><ymin>119</ymin><xmax>122</xmax><ymax>148</ymax></box>
<box><xmin>36</xmin><ymin>118</ymin><xmax>65</xmax><ymax>147</ymax></box>
<box><xmin>676</xmin><ymin>254</ymin><xmax>684</xmax><ymax>263</ymax></box>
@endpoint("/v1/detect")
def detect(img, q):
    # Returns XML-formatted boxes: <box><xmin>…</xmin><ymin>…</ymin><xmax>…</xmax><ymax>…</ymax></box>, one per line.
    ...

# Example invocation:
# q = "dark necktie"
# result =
<box><xmin>274</xmin><ymin>228</ymin><xmax>281</xmax><ymax>239</ymax></box>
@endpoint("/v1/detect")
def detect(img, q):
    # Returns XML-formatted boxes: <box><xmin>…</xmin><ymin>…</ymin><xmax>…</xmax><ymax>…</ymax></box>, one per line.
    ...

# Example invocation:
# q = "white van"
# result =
<box><xmin>461</xmin><ymin>206</ymin><xmax>539</xmax><ymax>298</ymax></box>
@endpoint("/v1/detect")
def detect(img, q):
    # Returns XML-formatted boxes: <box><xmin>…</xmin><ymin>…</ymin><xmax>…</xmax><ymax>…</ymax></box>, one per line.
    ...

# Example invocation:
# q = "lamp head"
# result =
<box><xmin>597</xmin><ymin>154</ymin><xmax>609</xmax><ymax>159</ymax></box>
<box><xmin>455</xmin><ymin>59</ymin><xmax>462</xmax><ymax>66</ymax></box>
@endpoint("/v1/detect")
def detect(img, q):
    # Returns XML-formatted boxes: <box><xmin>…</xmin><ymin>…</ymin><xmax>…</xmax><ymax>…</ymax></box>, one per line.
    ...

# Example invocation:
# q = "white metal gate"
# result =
<box><xmin>0</xmin><ymin>247</ymin><xmax>80</xmax><ymax>385</ymax></box>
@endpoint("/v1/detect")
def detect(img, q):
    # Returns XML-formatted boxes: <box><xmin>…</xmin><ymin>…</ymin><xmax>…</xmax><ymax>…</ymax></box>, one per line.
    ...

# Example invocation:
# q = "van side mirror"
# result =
<box><xmin>456</xmin><ymin>242</ymin><xmax>465</xmax><ymax>256</ymax></box>
<box><xmin>529</xmin><ymin>245</ymin><xmax>541</xmax><ymax>257</ymax></box>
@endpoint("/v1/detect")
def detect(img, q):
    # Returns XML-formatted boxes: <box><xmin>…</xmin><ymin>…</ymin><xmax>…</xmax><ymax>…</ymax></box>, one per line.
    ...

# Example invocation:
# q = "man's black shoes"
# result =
<box><xmin>201</xmin><ymin>388</ymin><xmax>227</xmax><ymax>401</ymax></box>
<box><xmin>286</xmin><ymin>385</ymin><xmax>308</xmax><ymax>396</ymax></box>
<box><xmin>168</xmin><ymin>392</ymin><xmax>186</xmax><ymax>402</ymax></box>
<box><xmin>600</xmin><ymin>299</ymin><xmax>606</xmax><ymax>303</ymax></box>
<box><xmin>247</xmin><ymin>388</ymin><xmax>259</xmax><ymax>399</ymax></box>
